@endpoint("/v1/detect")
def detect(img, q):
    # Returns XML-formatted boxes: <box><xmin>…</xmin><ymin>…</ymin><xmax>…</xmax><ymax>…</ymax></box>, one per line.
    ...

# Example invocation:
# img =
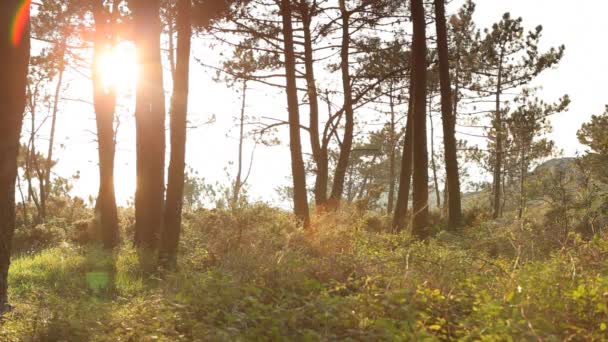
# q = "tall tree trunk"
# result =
<box><xmin>299</xmin><ymin>1</ymin><xmax>327</xmax><ymax>208</ymax></box>
<box><xmin>33</xmin><ymin>127</ymin><xmax>45</xmax><ymax>221</ymax></box>
<box><xmin>161</xmin><ymin>0</ymin><xmax>192</xmax><ymax>264</ymax></box>
<box><xmin>29</xmin><ymin>88</ymin><xmax>45</xmax><ymax>220</ymax></box>
<box><xmin>26</xmin><ymin>100</ymin><xmax>41</xmax><ymax>222</ymax></box>
<box><xmin>328</xmin><ymin>0</ymin><xmax>354</xmax><ymax>208</ymax></box>
<box><xmin>501</xmin><ymin>172</ymin><xmax>507</xmax><ymax>216</ymax></box>
<box><xmin>132</xmin><ymin>0</ymin><xmax>167</xmax><ymax>249</ymax></box>
<box><xmin>17</xmin><ymin>173</ymin><xmax>28</xmax><ymax>226</ymax></box>
<box><xmin>318</xmin><ymin>90</ymin><xmax>332</xmax><ymax>210</ymax></box>
<box><xmin>492</xmin><ymin>53</ymin><xmax>504</xmax><ymax>219</ymax></box>
<box><xmin>356</xmin><ymin>154</ymin><xmax>378</xmax><ymax>201</ymax></box>
<box><xmin>392</xmin><ymin>83</ymin><xmax>414</xmax><ymax>231</ymax></box>
<box><xmin>410</xmin><ymin>0</ymin><xmax>429</xmax><ymax>237</ymax></box>
<box><xmin>167</xmin><ymin>13</ymin><xmax>176</xmax><ymax>82</ymax></box>
<box><xmin>442</xmin><ymin>181</ymin><xmax>448</xmax><ymax>217</ymax></box>
<box><xmin>43</xmin><ymin>43</ymin><xmax>66</xmax><ymax>221</ymax></box>
<box><xmin>232</xmin><ymin>79</ymin><xmax>247</xmax><ymax>210</ymax></box>
<box><xmin>0</xmin><ymin>0</ymin><xmax>30</xmax><ymax>313</ymax></box>
<box><xmin>280</xmin><ymin>0</ymin><xmax>310</xmax><ymax>227</ymax></box>
<box><xmin>429</xmin><ymin>97</ymin><xmax>441</xmax><ymax>209</ymax></box>
<box><xmin>346</xmin><ymin>157</ymin><xmax>355</xmax><ymax>202</ymax></box>
<box><xmin>92</xmin><ymin>3</ymin><xmax>120</xmax><ymax>249</ymax></box>
<box><xmin>387</xmin><ymin>82</ymin><xmax>397</xmax><ymax>214</ymax></box>
<box><xmin>518</xmin><ymin>146</ymin><xmax>526</xmax><ymax>219</ymax></box>
<box><xmin>435</xmin><ymin>0</ymin><xmax>462</xmax><ymax>229</ymax></box>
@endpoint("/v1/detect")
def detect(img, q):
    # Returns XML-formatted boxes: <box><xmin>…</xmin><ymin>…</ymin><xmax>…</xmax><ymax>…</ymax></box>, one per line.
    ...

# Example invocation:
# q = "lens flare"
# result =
<box><xmin>11</xmin><ymin>0</ymin><xmax>31</xmax><ymax>47</ymax></box>
<box><xmin>96</xmin><ymin>42</ymin><xmax>138</xmax><ymax>91</ymax></box>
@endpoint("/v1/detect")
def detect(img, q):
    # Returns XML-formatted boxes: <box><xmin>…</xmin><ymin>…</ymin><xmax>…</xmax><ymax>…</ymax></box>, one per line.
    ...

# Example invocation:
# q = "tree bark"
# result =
<box><xmin>410</xmin><ymin>0</ymin><xmax>429</xmax><ymax>237</ymax></box>
<box><xmin>25</xmin><ymin>95</ymin><xmax>41</xmax><ymax>222</ymax></box>
<box><xmin>0</xmin><ymin>0</ymin><xmax>30</xmax><ymax>312</ymax></box>
<box><xmin>429</xmin><ymin>96</ymin><xmax>441</xmax><ymax>209</ymax></box>
<box><xmin>328</xmin><ymin>0</ymin><xmax>354</xmax><ymax>209</ymax></box>
<box><xmin>280</xmin><ymin>0</ymin><xmax>310</xmax><ymax>227</ymax></box>
<box><xmin>392</xmin><ymin>84</ymin><xmax>414</xmax><ymax>231</ymax></box>
<box><xmin>387</xmin><ymin>82</ymin><xmax>397</xmax><ymax>215</ymax></box>
<box><xmin>492</xmin><ymin>52</ymin><xmax>504</xmax><ymax>219</ymax></box>
<box><xmin>132</xmin><ymin>0</ymin><xmax>167</xmax><ymax>249</ymax></box>
<box><xmin>161</xmin><ymin>0</ymin><xmax>192</xmax><ymax>264</ymax></box>
<box><xmin>42</xmin><ymin>42</ymin><xmax>66</xmax><ymax>222</ymax></box>
<box><xmin>299</xmin><ymin>1</ymin><xmax>327</xmax><ymax>208</ymax></box>
<box><xmin>93</xmin><ymin>3</ymin><xmax>119</xmax><ymax>248</ymax></box>
<box><xmin>232</xmin><ymin>79</ymin><xmax>247</xmax><ymax>209</ymax></box>
<box><xmin>518</xmin><ymin>146</ymin><xmax>526</xmax><ymax>219</ymax></box>
<box><xmin>434</xmin><ymin>0</ymin><xmax>462</xmax><ymax>229</ymax></box>
<box><xmin>17</xmin><ymin>173</ymin><xmax>28</xmax><ymax>226</ymax></box>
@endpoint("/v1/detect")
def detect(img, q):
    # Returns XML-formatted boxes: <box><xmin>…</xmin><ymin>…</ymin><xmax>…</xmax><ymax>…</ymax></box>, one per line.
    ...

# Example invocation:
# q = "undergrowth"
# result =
<box><xmin>1</xmin><ymin>204</ymin><xmax>608</xmax><ymax>341</ymax></box>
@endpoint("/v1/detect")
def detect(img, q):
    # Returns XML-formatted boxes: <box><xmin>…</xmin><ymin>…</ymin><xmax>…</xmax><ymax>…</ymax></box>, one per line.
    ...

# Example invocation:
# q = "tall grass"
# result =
<box><xmin>1</xmin><ymin>204</ymin><xmax>607</xmax><ymax>340</ymax></box>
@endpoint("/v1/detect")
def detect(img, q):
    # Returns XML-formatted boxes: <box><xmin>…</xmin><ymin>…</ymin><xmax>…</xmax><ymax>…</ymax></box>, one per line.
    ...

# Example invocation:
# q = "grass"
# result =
<box><xmin>1</xmin><ymin>204</ymin><xmax>608</xmax><ymax>341</ymax></box>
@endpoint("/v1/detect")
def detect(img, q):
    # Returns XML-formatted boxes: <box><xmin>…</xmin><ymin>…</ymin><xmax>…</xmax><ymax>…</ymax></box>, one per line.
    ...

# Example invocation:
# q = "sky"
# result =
<box><xmin>471</xmin><ymin>0</ymin><xmax>608</xmax><ymax>157</ymax></box>
<box><xmin>30</xmin><ymin>0</ymin><xmax>608</xmax><ymax>207</ymax></box>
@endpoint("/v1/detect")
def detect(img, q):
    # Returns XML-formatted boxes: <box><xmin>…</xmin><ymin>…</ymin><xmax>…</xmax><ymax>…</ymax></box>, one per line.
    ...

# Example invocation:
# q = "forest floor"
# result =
<box><xmin>1</xmin><ymin>204</ymin><xmax>608</xmax><ymax>341</ymax></box>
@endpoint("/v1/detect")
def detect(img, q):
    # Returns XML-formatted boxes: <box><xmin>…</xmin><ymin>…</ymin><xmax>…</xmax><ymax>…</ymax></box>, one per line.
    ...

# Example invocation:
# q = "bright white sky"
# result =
<box><xmin>33</xmin><ymin>0</ymin><xmax>608</xmax><ymax>207</ymax></box>
<box><xmin>471</xmin><ymin>0</ymin><xmax>608</xmax><ymax>156</ymax></box>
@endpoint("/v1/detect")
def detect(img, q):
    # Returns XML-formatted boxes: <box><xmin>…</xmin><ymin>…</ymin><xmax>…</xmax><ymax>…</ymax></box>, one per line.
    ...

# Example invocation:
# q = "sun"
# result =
<box><xmin>96</xmin><ymin>41</ymin><xmax>138</xmax><ymax>92</ymax></box>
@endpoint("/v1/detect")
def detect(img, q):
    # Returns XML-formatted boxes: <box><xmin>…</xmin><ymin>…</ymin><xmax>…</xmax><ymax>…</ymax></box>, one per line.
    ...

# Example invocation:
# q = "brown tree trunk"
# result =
<box><xmin>0</xmin><ymin>0</ymin><xmax>30</xmax><ymax>312</ymax></box>
<box><xmin>29</xmin><ymin>89</ymin><xmax>45</xmax><ymax>220</ymax></box>
<box><xmin>410</xmin><ymin>0</ymin><xmax>429</xmax><ymax>237</ymax></box>
<box><xmin>328</xmin><ymin>0</ymin><xmax>354</xmax><ymax>209</ymax></box>
<box><xmin>518</xmin><ymin>146</ymin><xmax>526</xmax><ymax>219</ymax></box>
<box><xmin>33</xmin><ymin>130</ymin><xmax>45</xmax><ymax>221</ymax></box>
<box><xmin>132</xmin><ymin>0</ymin><xmax>167</xmax><ymax>249</ymax></box>
<box><xmin>161</xmin><ymin>0</ymin><xmax>192</xmax><ymax>264</ymax></box>
<box><xmin>317</xmin><ymin>90</ymin><xmax>333</xmax><ymax>211</ymax></box>
<box><xmin>17</xmin><ymin>173</ymin><xmax>28</xmax><ymax>226</ymax></box>
<box><xmin>501</xmin><ymin>172</ymin><xmax>507</xmax><ymax>216</ymax></box>
<box><xmin>492</xmin><ymin>53</ymin><xmax>504</xmax><ymax>219</ymax></box>
<box><xmin>429</xmin><ymin>97</ymin><xmax>441</xmax><ymax>209</ymax></box>
<box><xmin>93</xmin><ymin>3</ymin><xmax>119</xmax><ymax>248</ymax></box>
<box><xmin>232</xmin><ymin>79</ymin><xmax>247</xmax><ymax>209</ymax></box>
<box><xmin>42</xmin><ymin>42</ymin><xmax>66</xmax><ymax>222</ymax></box>
<box><xmin>387</xmin><ymin>82</ymin><xmax>397</xmax><ymax>215</ymax></box>
<box><xmin>25</xmin><ymin>97</ymin><xmax>41</xmax><ymax>222</ymax></box>
<box><xmin>346</xmin><ymin>157</ymin><xmax>355</xmax><ymax>202</ymax></box>
<box><xmin>280</xmin><ymin>0</ymin><xmax>310</xmax><ymax>227</ymax></box>
<box><xmin>442</xmin><ymin>181</ymin><xmax>448</xmax><ymax>217</ymax></box>
<box><xmin>355</xmin><ymin>154</ymin><xmax>378</xmax><ymax>201</ymax></box>
<box><xmin>435</xmin><ymin>0</ymin><xmax>462</xmax><ymax>229</ymax></box>
<box><xmin>299</xmin><ymin>1</ymin><xmax>327</xmax><ymax>208</ymax></box>
<box><xmin>167</xmin><ymin>13</ymin><xmax>176</xmax><ymax>82</ymax></box>
<box><xmin>392</xmin><ymin>84</ymin><xmax>414</xmax><ymax>231</ymax></box>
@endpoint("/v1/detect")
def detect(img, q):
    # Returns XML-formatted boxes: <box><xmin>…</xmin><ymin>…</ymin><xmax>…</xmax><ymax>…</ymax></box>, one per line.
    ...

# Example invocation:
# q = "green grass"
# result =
<box><xmin>1</xmin><ymin>205</ymin><xmax>608</xmax><ymax>341</ymax></box>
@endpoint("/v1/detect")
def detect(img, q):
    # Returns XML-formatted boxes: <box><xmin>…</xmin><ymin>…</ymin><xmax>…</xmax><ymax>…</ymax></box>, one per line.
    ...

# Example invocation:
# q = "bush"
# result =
<box><xmin>12</xmin><ymin>223</ymin><xmax>66</xmax><ymax>254</ymax></box>
<box><xmin>3</xmin><ymin>205</ymin><xmax>608</xmax><ymax>341</ymax></box>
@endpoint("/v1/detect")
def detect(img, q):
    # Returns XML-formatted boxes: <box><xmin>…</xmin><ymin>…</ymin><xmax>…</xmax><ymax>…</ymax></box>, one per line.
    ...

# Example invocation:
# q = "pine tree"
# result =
<box><xmin>296</xmin><ymin>0</ymin><xmax>328</xmax><ymax>208</ymax></box>
<box><xmin>508</xmin><ymin>89</ymin><xmax>569</xmax><ymax>218</ymax></box>
<box><xmin>577</xmin><ymin>105</ymin><xmax>608</xmax><ymax>184</ymax></box>
<box><xmin>0</xmin><ymin>0</ymin><xmax>30</xmax><ymax>313</ymax></box>
<box><xmin>92</xmin><ymin>1</ymin><xmax>120</xmax><ymax>249</ymax></box>
<box><xmin>280</xmin><ymin>0</ymin><xmax>310</xmax><ymax>227</ymax></box>
<box><xmin>161</xmin><ymin>0</ymin><xmax>193</xmax><ymax>265</ymax></box>
<box><xmin>477</xmin><ymin>13</ymin><xmax>564</xmax><ymax>218</ymax></box>
<box><xmin>434</xmin><ymin>0</ymin><xmax>462</xmax><ymax>229</ymax></box>
<box><xmin>132</xmin><ymin>0</ymin><xmax>167</xmax><ymax>249</ymax></box>
<box><xmin>393</xmin><ymin>82</ymin><xmax>413</xmax><ymax>231</ymax></box>
<box><xmin>410</xmin><ymin>0</ymin><xmax>429</xmax><ymax>237</ymax></box>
